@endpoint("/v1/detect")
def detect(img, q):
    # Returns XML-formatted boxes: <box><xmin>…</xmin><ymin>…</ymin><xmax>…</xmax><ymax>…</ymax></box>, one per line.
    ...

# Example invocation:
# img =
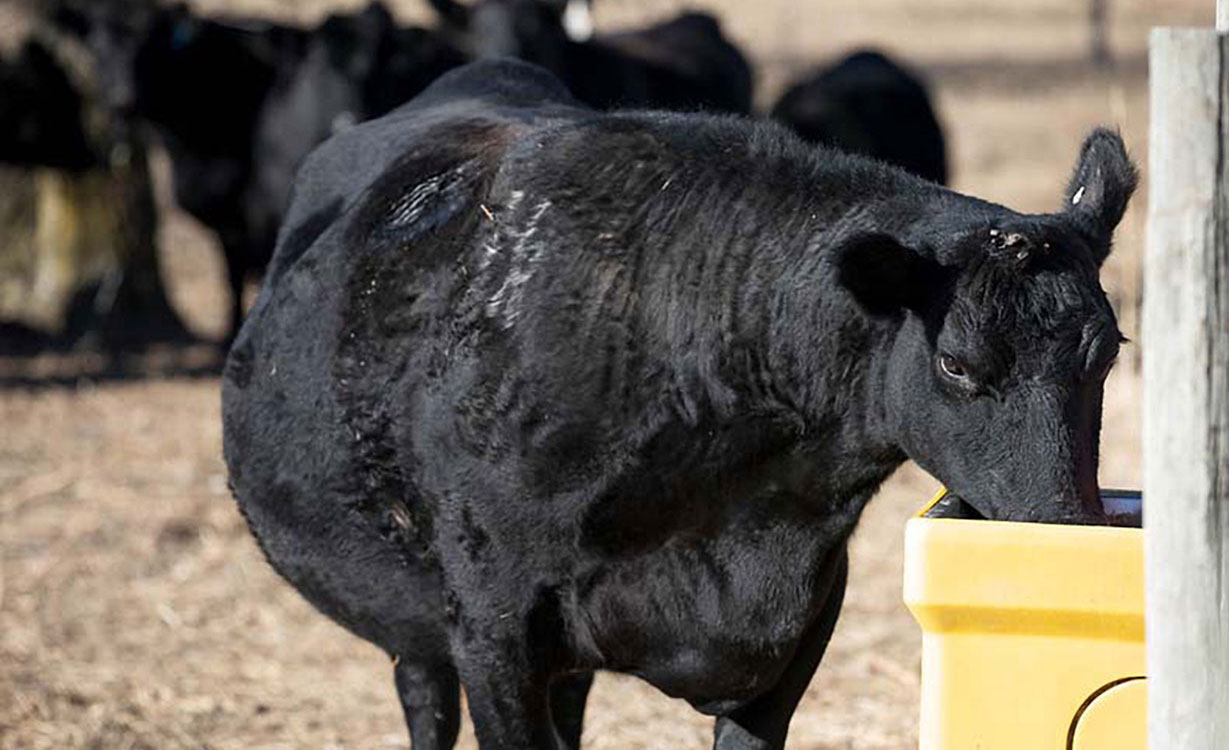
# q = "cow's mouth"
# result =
<box><xmin>925</xmin><ymin>490</ymin><xmax>1143</xmax><ymax>527</ymax></box>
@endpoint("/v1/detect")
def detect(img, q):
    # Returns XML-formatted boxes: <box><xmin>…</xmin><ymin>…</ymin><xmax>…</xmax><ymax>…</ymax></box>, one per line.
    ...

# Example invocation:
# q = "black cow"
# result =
<box><xmin>53</xmin><ymin>0</ymin><xmax>309</xmax><ymax>340</ymax></box>
<box><xmin>223</xmin><ymin>60</ymin><xmax>1135</xmax><ymax>750</ymax></box>
<box><xmin>53</xmin><ymin>0</ymin><xmax>465</xmax><ymax>341</ymax></box>
<box><xmin>0</xmin><ymin>39</ymin><xmax>94</xmax><ymax>171</ymax></box>
<box><xmin>427</xmin><ymin>0</ymin><xmax>752</xmax><ymax>113</ymax></box>
<box><xmin>772</xmin><ymin>50</ymin><xmax>948</xmax><ymax>185</ymax></box>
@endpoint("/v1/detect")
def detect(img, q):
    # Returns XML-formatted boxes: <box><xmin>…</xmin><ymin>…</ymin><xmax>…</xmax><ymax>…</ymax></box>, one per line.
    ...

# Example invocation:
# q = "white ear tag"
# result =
<box><xmin>563</xmin><ymin>0</ymin><xmax>594</xmax><ymax>41</ymax></box>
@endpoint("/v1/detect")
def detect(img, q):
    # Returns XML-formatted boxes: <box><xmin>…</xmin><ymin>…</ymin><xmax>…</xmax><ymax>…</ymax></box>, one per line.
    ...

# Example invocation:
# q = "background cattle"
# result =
<box><xmin>224</xmin><ymin>59</ymin><xmax>1133</xmax><ymax>750</ymax></box>
<box><xmin>52</xmin><ymin>0</ymin><xmax>466</xmax><ymax>342</ymax></box>
<box><xmin>771</xmin><ymin>50</ymin><xmax>949</xmax><ymax>185</ymax></box>
<box><xmin>34</xmin><ymin>0</ymin><xmax>942</xmax><ymax>347</ymax></box>
<box><xmin>427</xmin><ymin>0</ymin><xmax>753</xmax><ymax>113</ymax></box>
<box><xmin>52</xmin><ymin>0</ymin><xmax>309</xmax><ymax>341</ymax></box>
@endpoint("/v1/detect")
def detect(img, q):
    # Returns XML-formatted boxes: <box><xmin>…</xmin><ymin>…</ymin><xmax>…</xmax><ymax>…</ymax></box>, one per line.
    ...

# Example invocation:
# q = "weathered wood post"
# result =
<box><xmin>1142</xmin><ymin>4</ymin><xmax>1229</xmax><ymax>749</ymax></box>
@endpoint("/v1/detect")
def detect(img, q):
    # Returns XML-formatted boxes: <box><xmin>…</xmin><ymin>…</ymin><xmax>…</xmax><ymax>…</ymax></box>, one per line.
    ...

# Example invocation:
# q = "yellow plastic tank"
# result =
<box><xmin>903</xmin><ymin>489</ymin><xmax>1145</xmax><ymax>750</ymax></box>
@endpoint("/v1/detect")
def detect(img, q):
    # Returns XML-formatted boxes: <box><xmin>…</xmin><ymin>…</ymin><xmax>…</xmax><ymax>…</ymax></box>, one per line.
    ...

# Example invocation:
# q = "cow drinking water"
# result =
<box><xmin>223</xmin><ymin>59</ymin><xmax>1135</xmax><ymax>750</ymax></box>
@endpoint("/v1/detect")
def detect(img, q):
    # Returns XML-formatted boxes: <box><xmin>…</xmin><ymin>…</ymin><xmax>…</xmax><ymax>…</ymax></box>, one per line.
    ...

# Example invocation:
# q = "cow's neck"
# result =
<box><xmin>651</xmin><ymin>207</ymin><xmax>909</xmax><ymax>510</ymax></box>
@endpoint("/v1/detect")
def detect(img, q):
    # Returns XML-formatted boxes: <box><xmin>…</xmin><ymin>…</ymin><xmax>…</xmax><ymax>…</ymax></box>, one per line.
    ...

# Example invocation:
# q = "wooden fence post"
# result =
<box><xmin>1142</xmin><ymin>15</ymin><xmax>1229</xmax><ymax>750</ymax></box>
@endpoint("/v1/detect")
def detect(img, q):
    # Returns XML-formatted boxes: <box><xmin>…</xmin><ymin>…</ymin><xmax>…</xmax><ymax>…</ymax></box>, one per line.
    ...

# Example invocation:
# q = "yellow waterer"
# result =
<box><xmin>903</xmin><ymin>490</ymin><xmax>1145</xmax><ymax>750</ymax></box>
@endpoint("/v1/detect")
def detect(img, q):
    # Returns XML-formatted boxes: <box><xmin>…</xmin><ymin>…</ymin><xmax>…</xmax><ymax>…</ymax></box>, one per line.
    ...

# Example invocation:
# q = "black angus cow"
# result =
<box><xmin>53</xmin><ymin>0</ymin><xmax>309</xmax><ymax>340</ymax></box>
<box><xmin>772</xmin><ymin>50</ymin><xmax>948</xmax><ymax>185</ymax></box>
<box><xmin>427</xmin><ymin>0</ymin><xmax>752</xmax><ymax>113</ymax></box>
<box><xmin>223</xmin><ymin>59</ymin><xmax>1135</xmax><ymax>750</ymax></box>
<box><xmin>53</xmin><ymin>0</ymin><xmax>466</xmax><ymax>341</ymax></box>
<box><xmin>0</xmin><ymin>39</ymin><xmax>94</xmax><ymax>170</ymax></box>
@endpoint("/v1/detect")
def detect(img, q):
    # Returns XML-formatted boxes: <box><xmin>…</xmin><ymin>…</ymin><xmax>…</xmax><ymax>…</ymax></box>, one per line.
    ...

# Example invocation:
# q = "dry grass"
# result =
<box><xmin>0</xmin><ymin>0</ymin><xmax>1198</xmax><ymax>747</ymax></box>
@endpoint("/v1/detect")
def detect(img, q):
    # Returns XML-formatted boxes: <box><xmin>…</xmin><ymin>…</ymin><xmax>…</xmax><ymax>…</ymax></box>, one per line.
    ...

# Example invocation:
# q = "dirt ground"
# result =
<box><xmin>0</xmin><ymin>0</ymin><xmax>1210</xmax><ymax>747</ymax></box>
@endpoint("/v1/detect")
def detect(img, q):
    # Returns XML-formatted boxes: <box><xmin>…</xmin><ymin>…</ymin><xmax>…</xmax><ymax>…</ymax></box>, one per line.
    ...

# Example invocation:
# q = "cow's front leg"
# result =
<box><xmin>550</xmin><ymin>672</ymin><xmax>594</xmax><ymax>750</ymax></box>
<box><xmin>442</xmin><ymin>560</ymin><xmax>564</xmax><ymax>750</ymax></box>
<box><xmin>713</xmin><ymin>545</ymin><xmax>849</xmax><ymax>750</ymax></box>
<box><xmin>454</xmin><ymin>646</ymin><xmax>557</xmax><ymax>750</ymax></box>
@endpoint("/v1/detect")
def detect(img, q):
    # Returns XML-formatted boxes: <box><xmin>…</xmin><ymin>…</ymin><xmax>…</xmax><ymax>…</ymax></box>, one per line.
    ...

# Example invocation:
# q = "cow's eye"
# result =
<box><xmin>938</xmin><ymin>353</ymin><xmax>972</xmax><ymax>383</ymax></box>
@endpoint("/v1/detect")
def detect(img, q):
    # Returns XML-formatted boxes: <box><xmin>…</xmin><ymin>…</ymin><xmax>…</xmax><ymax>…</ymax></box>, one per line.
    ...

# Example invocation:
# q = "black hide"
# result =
<box><xmin>223</xmin><ymin>59</ymin><xmax>1135</xmax><ymax>750</ymax></box>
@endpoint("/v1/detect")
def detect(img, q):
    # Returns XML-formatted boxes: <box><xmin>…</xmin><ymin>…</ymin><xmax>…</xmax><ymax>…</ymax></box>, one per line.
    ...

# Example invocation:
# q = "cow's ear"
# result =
<box><xmin>836</xmin><ymin>233</ymin><xmax>946</xmax><ymax>317</ymax></box>
<box><xmin>1062</xmin><ymin>128</ymin><xmax>1137</xmax><ymax>266</ymax></box>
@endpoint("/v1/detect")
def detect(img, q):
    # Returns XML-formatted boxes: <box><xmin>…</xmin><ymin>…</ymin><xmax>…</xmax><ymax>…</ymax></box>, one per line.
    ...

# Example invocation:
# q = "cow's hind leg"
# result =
<box><xmin>550</xmin><ymin>672</ymin><xmax>594</xmax><ymax>750</ymax></box>
<box><xmin>712</xmin><ymin>545</ymin><xmax>849</xmax><ymax>750</ymax></box>
<box><xmin>395</xmin><ymin>658</ymin><xmax>461</xmax><ymax>750</ymax></box>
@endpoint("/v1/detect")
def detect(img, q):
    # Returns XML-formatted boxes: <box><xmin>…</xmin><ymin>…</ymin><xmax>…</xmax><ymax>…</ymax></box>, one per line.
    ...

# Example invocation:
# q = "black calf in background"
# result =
<box><xmin>53</xmin><ymin>0</ymin><xmax>308</xmax><ymax>341</ymax></box>
<box><xmin>52</xmin><ymin>0</ymin><xmax>466</xmax><ymax>342</ymax></box>
<box><xmin>772</xmin><ymin>50</ymin><xmax>949</xmax><ymax>185</ymax></box>
<box><xmin>427</xmin><ymin>0</ymin><xmax>753</xmax><ymax>113</ymax></box>
<box><xmin>130</xmin><ymin>5</ymin><xmax>307</xmax><ymax>342</ymax></box>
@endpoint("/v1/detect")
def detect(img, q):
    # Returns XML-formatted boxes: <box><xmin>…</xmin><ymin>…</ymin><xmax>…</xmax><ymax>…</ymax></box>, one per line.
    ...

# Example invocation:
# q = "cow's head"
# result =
<box><xmin>839</xmin><ymin>128</ymin><xmax>1136</xmax><ymax>523</ymax></box>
